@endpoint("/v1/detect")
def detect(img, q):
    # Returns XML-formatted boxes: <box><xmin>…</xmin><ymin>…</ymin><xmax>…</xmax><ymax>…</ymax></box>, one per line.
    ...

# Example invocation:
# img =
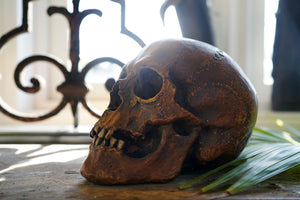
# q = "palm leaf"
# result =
<box><xmin>179</xmin><ymin>117</ymin><xmax>300</xmax><ymax>195</ymax></box>
<box><xmin>267</xmin><ymin>115</ymin><xmax>300</xmax><ymax>138</ymax></box>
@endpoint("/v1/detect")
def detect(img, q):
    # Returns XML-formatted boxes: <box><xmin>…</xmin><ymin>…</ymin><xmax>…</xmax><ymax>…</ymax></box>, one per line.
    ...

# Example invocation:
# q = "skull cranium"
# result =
<box><xmin>81</xmin><ymin>38</ymin><xmax>258</xmax><ymax>184</ymax></box>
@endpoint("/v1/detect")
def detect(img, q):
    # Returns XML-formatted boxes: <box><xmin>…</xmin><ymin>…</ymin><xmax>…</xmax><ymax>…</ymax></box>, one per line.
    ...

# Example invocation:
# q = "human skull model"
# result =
<box><xmin>81</xmin><ymin>38</ymin><xmax>258</xmax><ymax>184</ymax></box>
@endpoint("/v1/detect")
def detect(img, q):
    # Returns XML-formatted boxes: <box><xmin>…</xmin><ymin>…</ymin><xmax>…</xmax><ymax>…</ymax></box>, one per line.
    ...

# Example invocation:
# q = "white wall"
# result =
<box><xmin>209</xmin><ymin>0</ymin><xmax>270</xmax><ymax>110</ymax></box>
<box><xmin>0</xmin><ymin>0</ymin><xmax>19</xmax><ymax>109</ymax></box>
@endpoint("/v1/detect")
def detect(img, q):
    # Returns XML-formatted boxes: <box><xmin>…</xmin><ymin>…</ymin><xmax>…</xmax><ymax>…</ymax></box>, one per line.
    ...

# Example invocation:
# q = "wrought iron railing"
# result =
<box><xmin>0</xmin><ymin>0</ymin><xmax>145</xmax><ymax>128</ymax></box>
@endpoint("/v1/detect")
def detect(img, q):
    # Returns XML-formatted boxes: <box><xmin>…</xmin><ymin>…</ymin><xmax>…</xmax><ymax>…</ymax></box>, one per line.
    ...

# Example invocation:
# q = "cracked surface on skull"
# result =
<box><xmin>81</xmin><ymin>38</ymin><xmax>258</xmax><ymax>184</ymax></box>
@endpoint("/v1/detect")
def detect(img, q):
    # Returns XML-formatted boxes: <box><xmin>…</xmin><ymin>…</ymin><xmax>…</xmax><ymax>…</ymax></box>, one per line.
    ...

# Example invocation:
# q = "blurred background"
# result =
<box><xmin>0</xmin><ymin>0</ymin><xmax>299</xmax><ymax>133</ymax></box>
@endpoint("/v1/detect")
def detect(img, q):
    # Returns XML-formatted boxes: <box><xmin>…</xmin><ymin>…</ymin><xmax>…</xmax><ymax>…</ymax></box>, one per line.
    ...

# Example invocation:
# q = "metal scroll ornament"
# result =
<box><xmin>0</xmin><ymin>0</ymin><xmax>145</xmax><ymax>127</ymax></box>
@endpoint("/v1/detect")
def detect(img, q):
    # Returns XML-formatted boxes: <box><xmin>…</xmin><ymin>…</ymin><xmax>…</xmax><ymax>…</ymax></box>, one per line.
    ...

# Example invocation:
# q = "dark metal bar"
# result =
<box><xmin>0</xmin><ymin>0</ymin><xmax>145</xmax><ymax>128</ymax></box>
<box><xmin>0</xmin><ymin>0</ymin><xmax>30</xmax><ymax>50</ymax></box>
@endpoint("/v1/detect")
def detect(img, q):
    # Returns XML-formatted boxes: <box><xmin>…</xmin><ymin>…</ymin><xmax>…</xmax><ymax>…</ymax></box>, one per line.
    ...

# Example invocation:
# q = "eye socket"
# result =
<box><xmin>134</xmin><ymin>68</ymin><xmax>163</xmax><ymax>100</ymax></box>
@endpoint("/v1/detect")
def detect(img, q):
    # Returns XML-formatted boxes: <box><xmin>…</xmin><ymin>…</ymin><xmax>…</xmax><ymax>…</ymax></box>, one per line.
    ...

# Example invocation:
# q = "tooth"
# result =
<box><xmin>117</xmin><ymin>140</ymin><xmax>125</xmax><ymax>150</ymax></box>
<box><xmin>95</xmin><ymin>125</ymin><xmax>100</xmax><ymax>133</ymax></box>
<box><xmin>89</xmin><ymin>129</ymin><xmax>96</xmax><ymax>138</ymax></box>
<box><xmin>95</xmin><ymin>137</ymin><xmax>101</xmax><ymax>146</ymax></box>
<box><xmin>98</xmin><ymin>128</ymin><xmax>106</xmax><ymax>138</ymax></box>
<box><xmin>105</xmin><ymin>129</ymin><xmax>114</xmax><ymax>140</ymax></box>
<box><xmin>109</xmin><ymin>137</ymin><xmax>117</xmax><ymax>148</ymax></box>
<box><xmin>90</xmin><ymin>125</ymin><xmax>100</xmax><ymax>137</ymax></box>
<box><xmin>92</xmin><ymin>135</ymin><xmax>97</xmax><ymax>144</ymax></box>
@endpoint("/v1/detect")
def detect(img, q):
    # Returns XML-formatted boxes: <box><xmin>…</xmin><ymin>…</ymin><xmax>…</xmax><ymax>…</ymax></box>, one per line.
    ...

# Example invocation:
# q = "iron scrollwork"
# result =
<box><xmin>0</xmin><ymin>0</ymin><xmax>145</xmax><ymax>127</ymax></box>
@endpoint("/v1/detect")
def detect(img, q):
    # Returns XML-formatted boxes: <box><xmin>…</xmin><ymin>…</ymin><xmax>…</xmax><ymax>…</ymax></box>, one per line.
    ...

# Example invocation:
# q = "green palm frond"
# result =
<box><xmin>179</xmin><ymin>117</ymin><xmax>300</xmax><ymax>195</ymax></box>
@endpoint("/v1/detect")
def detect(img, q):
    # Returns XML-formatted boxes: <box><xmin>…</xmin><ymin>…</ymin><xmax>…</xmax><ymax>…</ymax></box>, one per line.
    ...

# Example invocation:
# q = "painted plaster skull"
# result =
<box><xmin>81</xmin><ymin>38</ymin><xmax>257</xmax><ymax>184</ymax></box>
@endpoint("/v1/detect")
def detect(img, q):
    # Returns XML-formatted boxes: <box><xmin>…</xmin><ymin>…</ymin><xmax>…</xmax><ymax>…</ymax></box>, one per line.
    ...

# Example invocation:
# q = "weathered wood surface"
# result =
<box><xmin>0</xmin><ymin>144</ymin><xmax>300</xmax><ymax>200</ymax></box>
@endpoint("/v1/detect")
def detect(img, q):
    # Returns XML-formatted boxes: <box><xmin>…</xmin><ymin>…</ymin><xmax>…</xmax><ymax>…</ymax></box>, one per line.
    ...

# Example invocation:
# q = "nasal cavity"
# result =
<box><xmin>134</xmin><ymin>68</ymin><xmax>163</xmax><ymax>100</ymax></box>
<box><xmin>107</xmin><ymin>81</ymin><xmax>122</xmax><ymax>111</ymax></box>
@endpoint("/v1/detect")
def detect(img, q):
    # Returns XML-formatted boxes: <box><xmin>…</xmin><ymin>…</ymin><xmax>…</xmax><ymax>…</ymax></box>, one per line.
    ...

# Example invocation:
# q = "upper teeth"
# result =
<box><xmin>109</xmin><ymin>137</ymin><xmax>117</xmax><ymax>148</ymax></box>
<box><xmin>117</xmin><ymin>140</ymin><xmax>125</xmax><ymax>150</ymax></box>
<box><xmin>98</xmin><ymin>128</ymin><xmax>106</xmax><ymax>138</ymax></box>
<box><xmin>91</xmin><ymin>128</ymin><xmax>125</xmax><ymax>150</ymax></box>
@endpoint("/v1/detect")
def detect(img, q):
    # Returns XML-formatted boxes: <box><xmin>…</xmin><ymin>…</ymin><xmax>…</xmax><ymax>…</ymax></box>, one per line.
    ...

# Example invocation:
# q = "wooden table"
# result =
<box><xmin>1</xmin><ymin>144</ymin><xmax>300</xmax><ymax>200</ymax></box>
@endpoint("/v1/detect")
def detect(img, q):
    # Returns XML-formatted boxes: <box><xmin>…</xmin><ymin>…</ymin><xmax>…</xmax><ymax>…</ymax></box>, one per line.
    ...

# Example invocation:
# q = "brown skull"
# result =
<box><xmin>81</xmin><ymin>38</ymin><xmax>258</xmax><ymax>184</ymax></box>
